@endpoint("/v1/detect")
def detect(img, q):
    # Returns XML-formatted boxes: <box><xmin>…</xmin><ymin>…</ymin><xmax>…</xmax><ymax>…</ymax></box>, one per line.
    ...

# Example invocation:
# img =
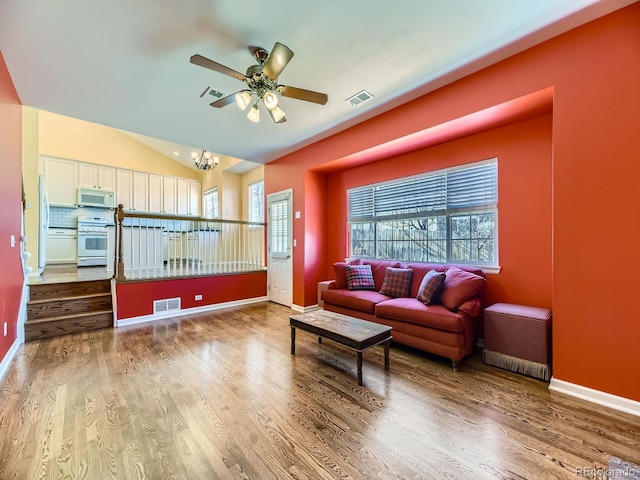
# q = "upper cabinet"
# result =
<box><xmin>43</xmin><ymin>156</ymin><xmax>201</xmax><ymax>215</ymax></box>
<box><xmin>116</xmin><ymin>169</ymin><xmax>132</xmax><ymax>209</ymax></box>
<box><xmin>189</xmin><ymin>180</ymin><xmax>201</xmax><ymax>216</ymax></box>
<box><xmin>44</xmin><ymin>157</ymin><xmax>77</xmax><ymax>207</ymax></box>
<box><xmin>163</xmin><ymin>176</ymin><xmax>177</xmax><ymax>215</ymax></box>
<box><xmin>78</xmin><ymin>163</ymin><xmax>116</xmax><ymax>191</ymax></box>
<box><xmin>148</xmin><ymin>174</ymin><xmax>163</xmax><ymax>213</ymax></box>
<box><xmin>177</xmin><ymin>178</ymin><xmax>190</xmax><ymax>215</ymax></box>
<box><xmin>132</xmin><ymin>172</ymin><xmax>148</xmax><ymax>212</ymax></box>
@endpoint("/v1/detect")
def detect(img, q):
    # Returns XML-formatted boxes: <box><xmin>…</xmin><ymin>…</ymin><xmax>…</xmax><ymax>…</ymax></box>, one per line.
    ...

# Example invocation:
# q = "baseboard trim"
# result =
<box><xmin>549</xmin><ymin>377</ymin><xmax>640</xmax><ymax>417</ymax></box>
<box><xmin>0</xmin><ymin>338</ymin><xmax>21</xmax><ymax>384</ymax></box>
<box><xmin>115</xmin><ymin>296</ymin><xmax>269</xmax><ymax>327</ymax></box>
<box><xmin>291</xmin><ymin>304</ymin><xmax>319</xmax><ymax>313</ymax></box>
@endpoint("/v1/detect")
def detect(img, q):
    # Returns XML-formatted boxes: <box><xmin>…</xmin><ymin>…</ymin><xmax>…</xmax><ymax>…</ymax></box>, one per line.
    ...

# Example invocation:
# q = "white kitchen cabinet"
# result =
<box><xmin>78</xmin><ymin>163</ymin><xmax>116</xmax><ymax>190</ymax></box>
<box><xmin>132</xmin><ymin>172</ymin><xmax>148</xmax><ymax>211</ymax></box>
<box><xmin>46</xmin><ymin>228</ymin><xmax>77</xmax><ymax>264</ymax></box>
<box><xmin>189</xmin><ymin>180</ymin><xmax>201</xmax><ymax>216</ymax></box>
<box><xmin>116</xmin><ymin>169</ymin><xmax>132</xmax><ymax>209</ymax></box>
<box><xmin>44</xmin><ymin>157</ymin><xmax>77</xmax><ymax>207</ymax></box>
<box><xmin>148</xmin><ymin>174</ymin><xmax>163</xmax><ymax>213</ymax></box>
<box><xmin>177</xmin><ymin>178</ymin><xmax>190</xmax><ymax>215</ymax></box>
<box><xmin>163</xmin><ymin>176</ymin><xmax>177</xmax><ymax>214</ymax></box>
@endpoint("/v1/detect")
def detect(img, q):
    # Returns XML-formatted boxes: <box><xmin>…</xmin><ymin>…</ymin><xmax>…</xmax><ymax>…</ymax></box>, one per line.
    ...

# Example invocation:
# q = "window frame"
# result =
<box><xmin>248</xmin><ymin>180</ymin><xmax>265</xmax><ymax>227</ymax></box>
<box><xmin>203</xmin><ymin>187</ymin><xmax>219</xmax><ymax>219</ymax></box>
<box><xmin>347</xmin><ymin>159</ymin><xmax>498</xmax><ymax>269</ymax></box>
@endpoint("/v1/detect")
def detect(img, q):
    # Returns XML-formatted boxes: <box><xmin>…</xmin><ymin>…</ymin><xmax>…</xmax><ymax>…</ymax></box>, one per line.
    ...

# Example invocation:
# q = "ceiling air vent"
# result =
<box><xmin>153</xmin><ymin>297</ymin><xmax>181</xmax><ymax>314</ymax></box>
<box><xmin>346</xmin><ymin>90</ymin><xmax>373</xmax><ymax>107</ymax></box>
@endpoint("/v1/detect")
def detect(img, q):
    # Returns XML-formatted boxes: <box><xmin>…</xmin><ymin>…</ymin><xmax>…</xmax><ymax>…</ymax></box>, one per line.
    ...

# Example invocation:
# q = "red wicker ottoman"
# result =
<box><xmin>482</xmin><ymin>303</ymin><xmax>552</xmax><ymax>381</ymax></box>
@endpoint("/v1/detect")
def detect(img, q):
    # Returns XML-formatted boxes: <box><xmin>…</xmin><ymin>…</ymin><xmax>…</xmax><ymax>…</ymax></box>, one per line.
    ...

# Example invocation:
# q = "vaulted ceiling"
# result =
<box><xmin>0</xmin><ymin>0</ymin><xmax>633</xmax><ymax>168</ymax></box>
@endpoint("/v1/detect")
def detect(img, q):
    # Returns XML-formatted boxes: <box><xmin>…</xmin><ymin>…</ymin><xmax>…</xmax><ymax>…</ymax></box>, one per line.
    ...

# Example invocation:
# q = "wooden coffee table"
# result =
<box><xmin>289</xmin><ymin>310</ymin><xmax>392</xmax><ymax>386</ymax></box>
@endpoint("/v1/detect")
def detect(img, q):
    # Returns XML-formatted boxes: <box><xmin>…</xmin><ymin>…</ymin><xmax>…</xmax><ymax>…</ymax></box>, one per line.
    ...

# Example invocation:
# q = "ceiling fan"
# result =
<box><xmin>190</xmin><ymin>42</ymin><xmax>328</xmax><ymax>124</ymax></box>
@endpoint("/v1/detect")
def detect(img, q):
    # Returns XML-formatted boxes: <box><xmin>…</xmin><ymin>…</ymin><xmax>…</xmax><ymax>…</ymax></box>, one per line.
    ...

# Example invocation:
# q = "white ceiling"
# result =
<box><xmin>0</xmin><ymin>0</ymin><xmax>634</xmax><ymax>167</ymax></box>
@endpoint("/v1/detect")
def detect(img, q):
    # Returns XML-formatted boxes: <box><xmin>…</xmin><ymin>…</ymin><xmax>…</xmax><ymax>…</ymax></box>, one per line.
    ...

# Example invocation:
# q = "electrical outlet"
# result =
<box><xmin>195</xmin><ymin>294</ymin><xmax>203</xmax><ymax>301</ymax></box>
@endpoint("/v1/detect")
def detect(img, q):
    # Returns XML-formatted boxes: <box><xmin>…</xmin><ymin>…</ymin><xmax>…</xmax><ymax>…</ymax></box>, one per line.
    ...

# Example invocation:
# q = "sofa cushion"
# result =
<box><xmin>379</xmin><ymin>267</ymin><xmax>413</xmax><ymax>298</ymax></box>
<box><xmin>345</xmin><ymin>264</ymin><xmax>376</xmax><ymax>291</ymax></box>
<box><xmin>440</xmin><ymin>266</ymin><xmax>486</xmax><ymax>311</ymax></box>
<box><xmin>321</xmin><ymin>289</ymin><xmax>391</xmax><ymax>314</ymax></box>
<box><xmin>416</xmin><ymin>270</ymin><xmax>446</xmax><ymax>305</ymax></box>
<box><xmin>333</xmin><ymin>258</ymin><xmax>362</xmax><ymax>289</ymax></box>
<box><xmin>364</xmin><ymin>260</ymin><xmax>405</xmax><ymax>291</ymax></box>
<box><xmin>375</xmin><ymin>297</ymin><xmax>467</xmax><ymax>332</ymax></box>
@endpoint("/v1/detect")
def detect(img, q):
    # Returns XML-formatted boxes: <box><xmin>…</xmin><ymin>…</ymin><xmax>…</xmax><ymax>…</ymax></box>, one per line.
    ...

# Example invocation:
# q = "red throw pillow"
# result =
<box><xmin>416</xmin><ymin>270</ymin><xmax>446</xmax><ymax>305</ymax></box>
<box><xmin>345</xmin><ymin>264</ymin><xmax>376</xmax><ymax>291</ymax></box>
<box><xmin>440</xmin><ymin>267</ymin><xmax>486</xmax><ymax>311</ymax></box>
<box><xmin>333</xmin><ymin>258</ymin><xmax>362</xmax><ymax>289</ymax></box>
<box><xmin>380</xmin><ymin>267</ymin><xmax>413</xmax><ymax>298</ymax></box>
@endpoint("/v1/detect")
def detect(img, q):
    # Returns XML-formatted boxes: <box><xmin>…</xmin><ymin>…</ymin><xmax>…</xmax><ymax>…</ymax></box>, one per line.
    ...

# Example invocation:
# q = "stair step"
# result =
<box><xmin>29</xmin><ymin>279</ymin><xmax>111</xmax><ymax>301</ymax></box>
<box><xmin>25</xmin><ymin>311</ymin><xmax>113</xmax><ymax>341</ymax></box>
<box><xmin>27</xmin><ymin>293</ymin><xmax>113</xmax><ymax>320</ymax></box>
<box><xmin>25</xmin><ymin>309</ymin><xmax>113</xmax><ymax>325</ymax></box>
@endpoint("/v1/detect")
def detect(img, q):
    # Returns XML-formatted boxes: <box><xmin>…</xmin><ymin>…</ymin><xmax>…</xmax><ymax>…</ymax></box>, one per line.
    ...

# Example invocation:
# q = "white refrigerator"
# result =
<box><xmin>38</xmin><ymin>175</ymin><xmax>49</xmax><ymax>273</ymax></box>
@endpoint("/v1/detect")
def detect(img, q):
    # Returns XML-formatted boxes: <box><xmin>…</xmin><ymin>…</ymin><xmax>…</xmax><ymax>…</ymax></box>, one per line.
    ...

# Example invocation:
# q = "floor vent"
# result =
<box><xmin>153</xmin><ymin>297</ymin><xmax>181</xmax><ymax>314</ymax></box>
<box><xmin>346</xmin><ymin>90</ymin><xmax>373</xmax><ymax>106</ymax></box>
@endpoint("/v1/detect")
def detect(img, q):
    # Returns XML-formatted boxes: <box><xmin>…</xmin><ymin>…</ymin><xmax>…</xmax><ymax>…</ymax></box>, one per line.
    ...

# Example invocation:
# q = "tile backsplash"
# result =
<box><xmin>49</xmin><ymin>206</ymin><xmax>114</xmax><ymax>228</ymax></box>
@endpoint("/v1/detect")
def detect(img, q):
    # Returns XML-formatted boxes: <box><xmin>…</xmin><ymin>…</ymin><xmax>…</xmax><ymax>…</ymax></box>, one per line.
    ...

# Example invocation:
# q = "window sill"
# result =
<box><xmin>482</xmin><ymin>265</ymin><xmax>502</xmax><ymax>275</ymax></box>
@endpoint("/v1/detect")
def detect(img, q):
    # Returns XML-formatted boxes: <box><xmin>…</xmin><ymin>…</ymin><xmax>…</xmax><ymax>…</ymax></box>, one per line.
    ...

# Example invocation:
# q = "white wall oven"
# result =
<box><xmin>77</xmin><ymin>215</ymin><xmax>111</xmax><ymax>266</ymax></box>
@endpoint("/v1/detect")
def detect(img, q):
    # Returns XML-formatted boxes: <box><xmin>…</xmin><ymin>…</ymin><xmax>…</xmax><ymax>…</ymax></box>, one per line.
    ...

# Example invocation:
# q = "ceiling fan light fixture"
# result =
<box><xmin>247</xmin><ymin>104</ymin><xmax>260</xmax><ymax>123</ymax></box>
<box><xmin>263</xmin><ymin>91</ymin><xmax>279</xmax><ymax>110</ymax></box>
<box><xmin>235</xmin><ymin>90</ymin><xmax>252</xmax><ymax>110</ymax></box>
<box><xmin>269</xmin><ymin>105</ymin><xmax>286</xmax><ymax>123</ymax></box>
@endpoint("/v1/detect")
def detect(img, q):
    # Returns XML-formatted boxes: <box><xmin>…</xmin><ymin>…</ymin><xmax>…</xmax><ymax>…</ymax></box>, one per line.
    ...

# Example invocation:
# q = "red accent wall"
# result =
<box><xmin>265</xmin><ymin>4</ymin><xmax>640</xmax><ymax>402</ymax></box>
<box><xmin>0</xmin><ymin>52</ymin><xmax>24</xmax><ymax>364</ymax></box>
<box><xmin>115</xmin><ymin>272</ymin><xmax>267</xmax><ymax>319</ymax></box>
<box><xmin>326</xmin><ymin>114</ymin><xmax>553</xmax><ymax>312</ymax></box>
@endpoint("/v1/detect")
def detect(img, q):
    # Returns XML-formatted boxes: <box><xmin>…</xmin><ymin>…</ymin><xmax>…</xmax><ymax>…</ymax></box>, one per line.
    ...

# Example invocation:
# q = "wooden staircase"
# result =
<box><xmin>26</xmin><ymin>279</ymin><xmax>113</xmax><ymax>341</ymax></box>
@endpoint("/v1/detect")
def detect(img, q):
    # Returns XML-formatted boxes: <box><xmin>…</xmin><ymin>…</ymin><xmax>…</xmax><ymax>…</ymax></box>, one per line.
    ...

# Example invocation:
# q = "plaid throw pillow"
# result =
<box><xmin>417</xmin><ymin>270</ymin><xmax>446</xmax><ymax>305</ymax></box>
<box><xmin>380</xmin><ymin>267</ymin><xmax>413</xmax><ymax>298</ymax></box>
<box><xmin>345</xmin><ymin>264</ymin><xmax>376</xmax><ymax>291</ymax></box>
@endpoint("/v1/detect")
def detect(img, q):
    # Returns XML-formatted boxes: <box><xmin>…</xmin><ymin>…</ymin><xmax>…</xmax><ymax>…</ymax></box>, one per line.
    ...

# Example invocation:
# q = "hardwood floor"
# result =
<box><xmin>1</xmin><ymin>302</ymin><xmax>638</xmax><ymax>479</ymax></box>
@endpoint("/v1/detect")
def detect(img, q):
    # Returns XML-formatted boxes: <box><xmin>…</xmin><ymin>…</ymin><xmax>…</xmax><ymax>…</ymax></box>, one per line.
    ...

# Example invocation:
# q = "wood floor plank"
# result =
<box><xmin>1</xmin><ymin>301</ymin><xmax>639</xmax><ymax>479</ymax></box>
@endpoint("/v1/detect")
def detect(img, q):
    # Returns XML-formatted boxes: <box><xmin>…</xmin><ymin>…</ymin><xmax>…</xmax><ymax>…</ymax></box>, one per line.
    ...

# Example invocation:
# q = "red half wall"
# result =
<box><xmin>115</xmin><ymin>272</ymin><xmax>267</xmax><ymax>320</ymax></box>
<box><xmin>0</xmin><ymin>52</ymin><xmax>24</xmax><ymax>365</ymax></box>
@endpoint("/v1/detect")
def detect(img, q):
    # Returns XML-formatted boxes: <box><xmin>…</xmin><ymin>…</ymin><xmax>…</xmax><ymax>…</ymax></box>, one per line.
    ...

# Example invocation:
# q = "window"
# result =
<box><xmin>248</xmin><ymin>180</ymin><xmax>264</xmax><ymax>224</ymax></box>
<box><xmin>348</xmin><ymin>159</ymin><xmax>498</xmax><ymax>266</ymax></box>
<box><xmin>203</xmin><ymin>187</ymin><xmax>219</xmax><ymax>219</ymax></box>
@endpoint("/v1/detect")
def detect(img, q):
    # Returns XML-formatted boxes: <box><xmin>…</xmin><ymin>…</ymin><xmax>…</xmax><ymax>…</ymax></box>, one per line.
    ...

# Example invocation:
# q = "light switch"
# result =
<box><xmin>10</xmin><ymin>235</ymin><xmax>15</xmax><ymax>248</ymax></box>
<box><xmin>295</xmin><ymin>211</ymin><xmax>301</xmax><ymax>219</ymax></box>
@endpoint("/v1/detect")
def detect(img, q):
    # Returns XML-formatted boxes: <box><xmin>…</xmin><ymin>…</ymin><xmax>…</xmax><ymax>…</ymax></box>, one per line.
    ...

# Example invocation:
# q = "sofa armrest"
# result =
<box><xmin>457</xmin><ymin>298</ymin><xmax>481</xmax><ymax>318</ymax></box>
<box><xmin>318</xmin><ymin>280</ymin><xmax>335</xmax><ymax>308</ymax></box>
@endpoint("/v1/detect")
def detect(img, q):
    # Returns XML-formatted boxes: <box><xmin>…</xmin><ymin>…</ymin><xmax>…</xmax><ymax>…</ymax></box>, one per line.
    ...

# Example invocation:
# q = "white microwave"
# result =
<box><xmin>77</xmin><ymin>188</ymin><xmax>116</xmax><ymax>209</ymax></box>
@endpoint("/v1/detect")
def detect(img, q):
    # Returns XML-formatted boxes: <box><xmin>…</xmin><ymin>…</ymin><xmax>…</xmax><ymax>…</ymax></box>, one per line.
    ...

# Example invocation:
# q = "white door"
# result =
<box><xmin>267</xmin><ymin>189</ymin><xmax>293</xmax><ymax>307</ymax></box>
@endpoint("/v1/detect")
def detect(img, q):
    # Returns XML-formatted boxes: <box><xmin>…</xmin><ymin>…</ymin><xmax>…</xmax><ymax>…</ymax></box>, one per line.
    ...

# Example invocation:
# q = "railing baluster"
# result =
<box><xmin>112</xmin><ymin>211</ymin><xmax>265</xmax><ymax>281</ymax></box>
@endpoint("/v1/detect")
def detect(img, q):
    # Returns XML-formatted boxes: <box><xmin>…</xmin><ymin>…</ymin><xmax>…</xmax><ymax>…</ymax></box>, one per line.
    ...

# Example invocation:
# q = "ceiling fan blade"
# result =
<box><xmin>190</xmin><ymin>54</ymin><xmax>246</xmax><ymax>81</ymax></box>
<box><xmin>262</xmin><ymin>42</ymin><xmax>294</xmax><ymax>80</ymax></box>
<box><xmin>279</xmin><ymin>85</ymin><xmax>328</xmax><ymax>105</ymax></box>
<box><xmin>210</xmin><ymin>93</ymin><xmax>239</xmax><ymax>108</ymax></box>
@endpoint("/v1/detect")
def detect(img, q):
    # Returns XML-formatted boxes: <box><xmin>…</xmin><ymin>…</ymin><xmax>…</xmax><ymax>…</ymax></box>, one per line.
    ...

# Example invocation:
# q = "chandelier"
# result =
<box><xmin>191</xmin><ymin>150</ymin><xmax>219</xmax><ymax>171</ymax></box>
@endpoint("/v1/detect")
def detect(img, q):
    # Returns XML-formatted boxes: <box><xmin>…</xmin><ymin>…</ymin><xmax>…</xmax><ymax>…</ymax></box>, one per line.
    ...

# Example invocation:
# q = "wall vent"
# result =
<box><xmin>153</xmin><ymin>297</ymin><xmax>181</xmax><ymax>314</ymax></box>
<box><xmin>346</xmin><ymin>90</ymin><xmax>373</xmax><ymax>106</ymax></box>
